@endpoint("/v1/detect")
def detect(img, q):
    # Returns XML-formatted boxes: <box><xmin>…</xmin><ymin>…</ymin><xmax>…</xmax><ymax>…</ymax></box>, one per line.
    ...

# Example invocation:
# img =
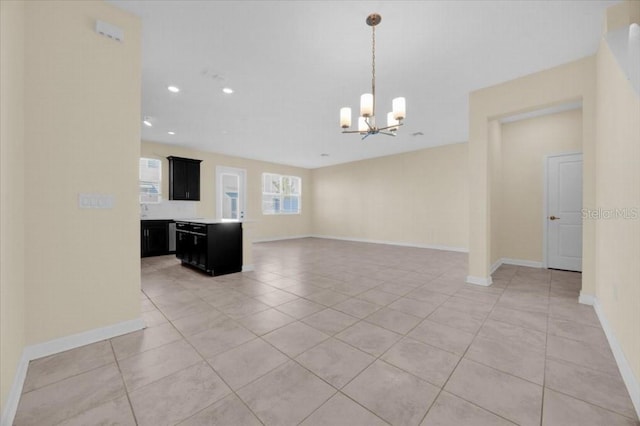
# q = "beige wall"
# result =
<box><xmin>311</xmin><ymin>143</ymin><xmax>469</xmax><ymax>250</ymax></box>
<box><xmin>22</xmin><ymin>1</ymin><xmax>142</xmax><ymax>343</ymax></box>
<box><xmin>499</xmin><ymin>109</ymin><xmax>583</xmax><ymax>263</ymax></box>
<box><xmin>2</xmin><ymin>0</ymin><xmax>142</xmax><ymax>414</ymax></box>
<box><xmin>489</xmin><ymin>120</ymin><xmax>503</xmax><ymax>265</ymax></box>
<box><xmin>595</xmin><ymin>39</ymin><xmax>640</xmax><ymax>389</ymax></box>
<box><xmin>468</xmin><ymin>56</ymin><xmax>597</xmax><ymax>290</ymax></box>
<box><xmin>141</xmin><ymin>141</ymin><xmax>313</xmax><ymax>242</ymax></box>
<box><xmin>1</xmin><ymin>0</ymin><xmax>26</xmax><ymax>413</ymax></box>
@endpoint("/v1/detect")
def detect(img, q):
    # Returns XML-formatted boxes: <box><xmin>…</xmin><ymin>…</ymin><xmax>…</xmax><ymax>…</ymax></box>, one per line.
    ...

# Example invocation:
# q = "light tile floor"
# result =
<box><xmin>13</xmin><ymin>238</ymin><xmax>640</xmax><ymax>425</ymax></box>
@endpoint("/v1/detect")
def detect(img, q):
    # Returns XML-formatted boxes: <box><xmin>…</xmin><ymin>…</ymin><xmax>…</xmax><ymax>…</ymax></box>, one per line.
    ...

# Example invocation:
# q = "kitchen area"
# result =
<box><xmin>141</xmin><ymin>156</ymin><xmax>245</xmax><ymax>276</ymax></box>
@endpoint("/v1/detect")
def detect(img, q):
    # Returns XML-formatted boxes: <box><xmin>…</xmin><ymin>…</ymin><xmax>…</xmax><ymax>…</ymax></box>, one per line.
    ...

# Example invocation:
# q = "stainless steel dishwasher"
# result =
<box><xmin>168</xmin><ymin>222</ymin><xmax>177</xmax><ymax>252</ymax></box>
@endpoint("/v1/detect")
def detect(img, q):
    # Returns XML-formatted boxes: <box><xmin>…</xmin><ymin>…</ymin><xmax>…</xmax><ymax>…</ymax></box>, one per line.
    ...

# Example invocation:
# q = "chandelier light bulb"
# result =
<box><xmin>392</xmin><ymin>97</ymin><xmax>406</xmax><ymax>120</ymax></box>
<box><xmin>340</xmin><ymin>107</ymin><xmax>352</xmax><ymax>129</ymax></box>
<box><xmin>360</xmin><ymin>94</ymin><xmax>374</xmax><ymax>117</ymax></box>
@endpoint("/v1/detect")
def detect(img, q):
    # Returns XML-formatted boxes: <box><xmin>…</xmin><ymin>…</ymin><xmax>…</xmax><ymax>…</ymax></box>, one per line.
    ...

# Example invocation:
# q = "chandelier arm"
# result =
<box><xmin>366</xmin><ymin>117</ymin><xmax>375</xmax><ymax>131</ymax></box>
<box><xmin>377</xmin><ymin>122</ymin><xmax>404</xmax><ymax>132</ymax></box>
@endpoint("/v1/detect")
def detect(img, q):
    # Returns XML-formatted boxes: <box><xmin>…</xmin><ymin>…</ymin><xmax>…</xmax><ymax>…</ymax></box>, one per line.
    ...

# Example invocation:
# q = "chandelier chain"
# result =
<box><xmin>371</xmin><ymin>22</ymin><xmax>376</xmax><ymax>116</ymax></box>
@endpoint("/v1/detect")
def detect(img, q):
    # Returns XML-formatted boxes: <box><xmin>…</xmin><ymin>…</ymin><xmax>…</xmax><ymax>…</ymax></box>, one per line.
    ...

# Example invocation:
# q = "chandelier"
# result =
<box><xmin>340</xmin><ymin>13</ymin><xmax>406</xmax><ymax>139</ymax></box>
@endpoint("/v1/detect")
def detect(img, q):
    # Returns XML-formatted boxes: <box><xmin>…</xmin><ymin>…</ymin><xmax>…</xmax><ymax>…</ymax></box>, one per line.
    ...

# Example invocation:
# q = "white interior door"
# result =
<box><xmin>216</xmin><ymin>166</ymin><xmax>246</xmax><ymax>222</ymax></box>
<box><xmin>546</xmin><ymin>153</ymin><xmax>583</xmax><ymax>271</ymax></box>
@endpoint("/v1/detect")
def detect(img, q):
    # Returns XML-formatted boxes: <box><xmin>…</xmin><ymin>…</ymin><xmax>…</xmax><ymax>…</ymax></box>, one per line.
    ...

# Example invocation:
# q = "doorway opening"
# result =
<box><xmin>216</xmin><ymin>166</ymin><xmax>246</xmax><ymax>222</ymax></box>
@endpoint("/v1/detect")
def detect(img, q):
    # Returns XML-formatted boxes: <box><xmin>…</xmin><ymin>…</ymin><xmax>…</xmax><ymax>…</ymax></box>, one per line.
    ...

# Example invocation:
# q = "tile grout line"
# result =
<box><xmin>540</xmin><ymin>269</ymin><xmax>553</xmax><ymax>425</ymax></box>
<box><xmin>109</xmin><ymin>339</ymin><xmax>141</xmax><ymax>426</ymax></box>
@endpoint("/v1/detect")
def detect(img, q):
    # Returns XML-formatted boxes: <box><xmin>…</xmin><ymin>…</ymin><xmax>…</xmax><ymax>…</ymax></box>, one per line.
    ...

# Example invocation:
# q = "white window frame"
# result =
<box><xmin>139</xmin><ymin>157</ymin><xmax>162</xmax><ymax>203</ymax></box>
<box><xmin>262</xmin><ymin>173</ymin><xmax>302</xmax><ymax>215</ymax></box>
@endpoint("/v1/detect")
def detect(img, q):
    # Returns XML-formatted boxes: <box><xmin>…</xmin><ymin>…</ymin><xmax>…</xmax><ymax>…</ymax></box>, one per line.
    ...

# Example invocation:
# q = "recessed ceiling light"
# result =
<box><xmin>143</xmin><ymin>119</ymin><xmax>152</xmax><ymax>127</ymax></box>
<box><xmin>167</xmin><ymin>85</ymin><xmax>180</xmax><ymax>93</ymax></box>
<box><xmin>168</xmin><ymin>131</ymin><xmax>175</xmax><ymax>135</ymax></box>
<box><xmin>222</xmin><ymin>87</ymin><xmax>234</xmax><ymax>94</ymax></box>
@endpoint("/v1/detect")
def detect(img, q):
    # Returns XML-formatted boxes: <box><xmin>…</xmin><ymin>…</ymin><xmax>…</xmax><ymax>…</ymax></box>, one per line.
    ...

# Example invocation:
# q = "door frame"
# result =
<box><xmin>542</xmin><ymin>151</ymin><xmax>583</xmax><ymax>269</ymax></box>
<box><xmin>215</xmin><ymin>166</ymin><xmax>247</xmax><ymax>222</ymax></box>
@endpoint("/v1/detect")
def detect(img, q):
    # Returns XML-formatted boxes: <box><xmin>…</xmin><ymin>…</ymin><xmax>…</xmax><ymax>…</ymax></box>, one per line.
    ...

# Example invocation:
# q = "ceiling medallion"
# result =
<box><xmin>340</xmin><ymin>13</ymin><xmax>406</xmax><ymax>139</ymax></box>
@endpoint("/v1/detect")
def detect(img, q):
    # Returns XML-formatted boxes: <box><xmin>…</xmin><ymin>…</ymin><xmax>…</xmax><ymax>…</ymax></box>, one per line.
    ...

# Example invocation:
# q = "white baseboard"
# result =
<box><xmin>310</xmin><ymin>234</ymin><xmax>468</xmax><ymax>253</ymax></box>
<box><xmin>1</xmin><ymin>318</ymin><xmax>144</xmax><ymax>426</ymax></box>
<box><xmin>593</xmin><ymin>298</ymin><xmax>640</xmax><ymax>420</ymax></box>
<box><xmin>501</xmin><ymin>258</ymin><xmax>543</xmax><ymax>268</ymax></box>
<box><xmin>578</xmin><ymin>292</ymin><xmax>596</xmax><ymax>306</ymax></box>
<box><xmin>1</xmin><ymin>352</ymin><xmax>29</xmax><ymax>426</ymax></box>
<box><xmin>490</xmin><ymin>257</ymin><xmax>544</xmax><ymax>275</ymax></box>
<box><xmin>242</xmin><ymin>265</ymin><xmax>255</xmax><ymax>272</ymax></box>
<box><xmin>490</xmin><ymin>259</ymin><xmax>503</xmax><ymax>275</ymax></box>
<box><xmin>252</xmin><ymin>234</ymin><xmax>313</xmax><ymax>243</ymax></box>
<box><xmin>466</xmin><ymin>275</ymin><xmax>493</xmax><ymax>286</ymax></box>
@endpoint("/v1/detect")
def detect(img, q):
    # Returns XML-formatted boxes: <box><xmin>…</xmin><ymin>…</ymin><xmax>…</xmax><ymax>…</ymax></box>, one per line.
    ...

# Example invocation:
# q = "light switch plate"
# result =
<box><xmin>96</xmin><ymin>20</ymin><xmax>124</xmax><ymax>42</ymax></box>
<box><xmin>78</xmin><ymin>193</ymin><xmax>114</xmax><ymax>209</ymax></box>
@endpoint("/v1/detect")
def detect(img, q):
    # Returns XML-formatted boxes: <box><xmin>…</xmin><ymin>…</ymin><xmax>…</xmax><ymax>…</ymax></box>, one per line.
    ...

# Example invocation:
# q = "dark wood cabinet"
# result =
<box><xmin>175</xmin><ymin>221</ymin><xmax>242</xmax><ymax>276</ymax></box>
<box><xmin>141</xmin><ymin>220</ymin><xmax>170</xmax><ymax>257</ymax></box>
<box><xmin>167</xmin><ymin>156</ymin><xmax>202</xmax><ymax>201</ymax></box>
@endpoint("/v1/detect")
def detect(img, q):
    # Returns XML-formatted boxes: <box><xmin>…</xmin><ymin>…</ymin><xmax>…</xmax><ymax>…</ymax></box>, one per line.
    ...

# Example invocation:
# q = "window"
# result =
<box><xmin>262</xmin><ymin>173</ymin><xmax>301</xmax><ymax>214</ymax></box>
<box><xmin>139</xmin><ymin>158</ymin><xmax>162</xmax><ymax>203</ymax></box>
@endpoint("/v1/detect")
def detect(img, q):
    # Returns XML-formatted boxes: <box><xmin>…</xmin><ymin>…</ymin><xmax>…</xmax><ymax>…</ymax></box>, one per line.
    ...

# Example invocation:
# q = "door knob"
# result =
<box><xmin>549</xmin><ymin>216</ymin><xmax>560</xmax><ymax>220</ymax></box>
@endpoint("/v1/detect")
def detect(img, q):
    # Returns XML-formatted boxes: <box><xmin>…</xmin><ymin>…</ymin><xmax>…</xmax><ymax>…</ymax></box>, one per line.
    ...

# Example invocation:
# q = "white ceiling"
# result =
<box><xmin>109</xmin><ymin>0</ymin><xmax>617</xmax><ymax>169</ymax></box>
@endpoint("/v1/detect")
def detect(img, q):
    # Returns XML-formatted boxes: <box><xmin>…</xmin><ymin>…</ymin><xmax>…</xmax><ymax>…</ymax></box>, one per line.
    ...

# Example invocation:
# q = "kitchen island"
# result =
<box><xmin>175</xmin><ymin>219</ymin><xmax>242</xmax><ymax>276</ymax></box>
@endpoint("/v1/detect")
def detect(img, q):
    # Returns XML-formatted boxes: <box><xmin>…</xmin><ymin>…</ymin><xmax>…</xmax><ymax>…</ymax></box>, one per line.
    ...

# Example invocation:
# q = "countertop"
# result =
<box><xmin>141</xmin><ymin>218</ymin><xmax>248</xmax><ymax>225</ymax></box>
<box><xmin>140</xmin><ymin>217</ymin><xmax>204</xmax><ymax>221</ymax></box>
<box><xmin>175</xmin><ymin>218</ymin><xmax>239</xmax><ymax>225</ymax></box>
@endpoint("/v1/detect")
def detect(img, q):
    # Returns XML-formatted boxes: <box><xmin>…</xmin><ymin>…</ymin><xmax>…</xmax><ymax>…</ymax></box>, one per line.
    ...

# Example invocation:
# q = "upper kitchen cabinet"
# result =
<box><xmin>167</xmin><ymin>156</ymin><xmax>202</xmax><ymax>200</ymax></box>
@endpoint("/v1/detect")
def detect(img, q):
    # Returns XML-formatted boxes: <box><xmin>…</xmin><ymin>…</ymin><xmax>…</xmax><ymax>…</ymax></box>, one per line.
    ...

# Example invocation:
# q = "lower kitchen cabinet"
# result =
<box><xmin>175</xmin><ymin>221</ymin><xmax>242</xmax><ymax>276</ymax></box>
<box><xmin>141</xmin><ymin>220</ymin><xmax>174</xmax><ymax>257</ymax></box>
